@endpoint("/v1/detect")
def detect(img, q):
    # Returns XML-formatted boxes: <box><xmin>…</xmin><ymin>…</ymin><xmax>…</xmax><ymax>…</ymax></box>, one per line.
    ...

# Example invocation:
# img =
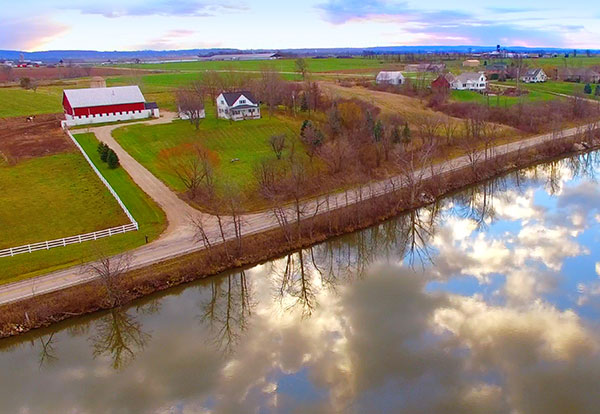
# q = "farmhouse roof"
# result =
<box><xmin>524</xmin><ymin>68</ymin><xmax>543</xmax><ymax>77</ymax></box>
<box><xmin>64</xmin><ymin>86</ymin><xmax>145</xmax><ymax>108</ymax></box>
<box><xmin>221</xmin><ymin>91</ymin><xmax>257</xmax><ymax>106</ymax></box>
<box><xmin>376</xmin><ymin>71</ymin><xmax>404</xmax><ymax>80</ymax></box>
<box><xmin>455</xmin><ymin>72</ymin><xmax>484</xmax><ymax>83</ymax></box>
<box><xmin>144</xmin><ymin>101</ymin><xmax>159</xmax><ymax>110</ymax></box>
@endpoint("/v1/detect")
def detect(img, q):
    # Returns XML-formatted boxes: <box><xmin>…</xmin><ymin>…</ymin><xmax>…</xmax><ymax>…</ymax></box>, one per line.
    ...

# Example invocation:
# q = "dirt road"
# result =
<box><xmin>0</xmin><ymin>114</ymin><xmax>596</xmax><ymax>306</ymax></box>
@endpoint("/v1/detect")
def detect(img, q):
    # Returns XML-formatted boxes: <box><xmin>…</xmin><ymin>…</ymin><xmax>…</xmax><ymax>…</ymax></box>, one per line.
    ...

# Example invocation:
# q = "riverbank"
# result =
<box><xmin>1</xmin><ymin>132</ymin><xmax>597</xmax><ymax>338</ymax></box>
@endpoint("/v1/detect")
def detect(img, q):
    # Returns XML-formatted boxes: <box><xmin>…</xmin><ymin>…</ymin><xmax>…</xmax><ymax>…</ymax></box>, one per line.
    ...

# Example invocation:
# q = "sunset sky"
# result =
<box><xmin>2</xmin><ymin>0</ymin><xmax>599</xmax><ymax>51</ymax></box>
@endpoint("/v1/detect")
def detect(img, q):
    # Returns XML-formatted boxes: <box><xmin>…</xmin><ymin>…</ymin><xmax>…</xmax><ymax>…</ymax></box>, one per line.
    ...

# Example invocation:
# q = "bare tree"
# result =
<box><xmin>295</xmin><ymin>58</ymin><xmax>309</xmax><ymax>80</ymax></box>
<box><xmin>84</xmin><ymin>251</ymin><xmax>132</xmax><ymax>307</ymax></box>
<box><xmin>270</xmin><ymin>133</ymin><xmax>286</xmax><ymax>160</ymax></box>
<box><xmin>189</xmin><ymin>213</ymin><xmax>213</xmax><ymax>250</ymax></box>
<box><xmin>166</xmin><ymin>145</ymin><xmax>214</xmax><ymax>199</ymax></box>
<box><xmin>176</xmin><ymin>87</ymin><xmax>205</xmax><ymax>130</ymax></box>
<box><xmin>257</xmin><ymin>67</ymin><xmax>284</xmax><ymax>116</ymax></box>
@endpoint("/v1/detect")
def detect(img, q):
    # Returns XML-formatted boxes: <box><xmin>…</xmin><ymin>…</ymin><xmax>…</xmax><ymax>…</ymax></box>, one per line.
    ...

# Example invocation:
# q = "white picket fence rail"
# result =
<box><xmin>0</xmin><ymin>128</ymin><xmax>139</xmax><ymax>258</ymax></box>
<box><xmin>0</xmin><ymin>224</ymin><xmax>138</xmax><ymax>258</ymax></box>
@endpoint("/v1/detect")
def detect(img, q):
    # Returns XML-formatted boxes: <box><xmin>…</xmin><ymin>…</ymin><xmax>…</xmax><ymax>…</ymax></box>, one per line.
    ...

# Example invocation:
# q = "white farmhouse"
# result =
<box><xmin>451</xmin><ymin>72</ymin><xmax>487</xmax><ymax>91</ymax></box>
<box><xmin>216</xmin><ymin>91</ymin><xmax>261</xmax><ymax>121</ymax></box>
<box><xmin>521</xmin><ymin>68</ymin><xmax>548</xmax><ymax>83</ymax></box>
<box><xmin>376</xmin><ymin>71</ymin><xmax>405</xmax><ymax>85</ymax></box>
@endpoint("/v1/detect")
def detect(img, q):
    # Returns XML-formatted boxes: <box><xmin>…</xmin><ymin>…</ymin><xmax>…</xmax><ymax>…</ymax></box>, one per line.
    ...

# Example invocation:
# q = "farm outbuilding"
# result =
<box><xmin>376</xmin><ymin>71</ymin><xmax>405</xmax><ymax>85</ymax></box>
<box><xmin>62</xmin><ymin>85</ymin><xmax>159</xmax><ymax>126</ymax></box>
<box><xmin>463</xmin><ymin>59</ymin><xmax>481</xmax><ymax>67</ymax></box>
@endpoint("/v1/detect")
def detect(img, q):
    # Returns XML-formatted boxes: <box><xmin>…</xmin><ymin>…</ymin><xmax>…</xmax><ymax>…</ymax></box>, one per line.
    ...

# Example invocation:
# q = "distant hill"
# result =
<box><xmin>1</xmin><ymin>46</ymin><xmax>597</xmax><ymax>63</ymax></box>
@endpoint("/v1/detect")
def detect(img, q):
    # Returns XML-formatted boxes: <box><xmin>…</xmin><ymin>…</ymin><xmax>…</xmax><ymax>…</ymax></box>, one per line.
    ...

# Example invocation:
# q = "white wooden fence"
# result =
<box><xmin>0</xmin><ymin>129</ymin><xmax>139</xmax><ymax>259</ymax></box>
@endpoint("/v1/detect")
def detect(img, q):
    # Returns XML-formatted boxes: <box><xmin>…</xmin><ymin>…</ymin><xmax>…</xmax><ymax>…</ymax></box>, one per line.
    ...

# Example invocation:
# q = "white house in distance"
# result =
<box><xmin>216</xmin><ymin>91</ymin><xmax>261</xmax><ymax>121</ymax></box>
<box><xmin>521</xmin><ymin>68</ymin><xmax>548</xmax><ymax>83</ymax></box>
<box><xmin>62</xmin><ymin>85</ymin><xmax>159</xmax><ymax>126</ymax></box>
<box><xmin>376</xmin><ymin>71</ymin><xmax>405</xmax><ymax>85</ymax></box>
<box><xmin>451</xmin><ymin>72</ymin><xmax>488</xmax><ymax>91</ymax></box>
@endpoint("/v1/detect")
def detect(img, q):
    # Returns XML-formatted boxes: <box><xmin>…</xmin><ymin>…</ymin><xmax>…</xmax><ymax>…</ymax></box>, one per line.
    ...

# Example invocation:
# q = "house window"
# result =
<box><xmin>239</xmin><ymin>99</ymin><xmax>246</xmax><ymax>104</ymax></box>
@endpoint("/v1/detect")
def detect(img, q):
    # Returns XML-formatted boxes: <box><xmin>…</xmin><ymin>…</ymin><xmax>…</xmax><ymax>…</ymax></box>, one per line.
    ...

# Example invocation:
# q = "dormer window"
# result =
<box><xmin>239</xmin><ymin>99</ymin><xmax>246</xmax><ymax>104</ymax></box>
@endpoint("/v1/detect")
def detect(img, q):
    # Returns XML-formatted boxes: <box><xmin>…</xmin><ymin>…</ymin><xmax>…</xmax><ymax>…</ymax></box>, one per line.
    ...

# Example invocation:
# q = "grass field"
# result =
<box><xmin>451</xmin><ymin>89</ymin><xmax>556</xmax><ymax>106</ymax></box>
<box><xmin>0</xmin><ymin>135</ymin><xmax>166</xmax><ymax>284</ymax></box>
<box><xmin>117</xmin><ymin>57</ymin><xmax>387</xmax><ymax>73</ymax></box>
<box><xmin>113</xmin><ymin>111</ymin><xmax>304</xmax><ymax>206</ymax></box>
<box><xmin>0</xmin><ymin>88</ymin><xmax>63</xmax><ymax>117</ymax></box>
<box><xmin>493</xmin><ymin>80</ymin><xmax>600</xmax><ymax>99</ymax></box>
<box><xmin>0</xmin><ymin>151</ymin><xmax>128</xmax><ymax>249</ymax></box>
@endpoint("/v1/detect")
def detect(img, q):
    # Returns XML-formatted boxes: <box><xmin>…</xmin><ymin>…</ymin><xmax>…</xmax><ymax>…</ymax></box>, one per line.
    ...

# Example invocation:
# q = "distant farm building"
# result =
<box><xmin>90</xmin><ymin>76</ymin><xmax>106</xmax><ymax>88</ymax></box>
<box><xmin>404</xmin><ymin>63</ymin><xmax>446</xmax><ymax>73</ymax></box>
<box><xmin>521</xmin><ymin>68</ymin><xmax>548</xmax><ymax>83</ymax></box>
<box><xmin>451</xmin><ymin>72</ymin><xmax>487</xmax><ymax>91</ymax></box>
<box><xmin>376</xmin><ymin>71</ymin><xmax>405</xmax><ymax>85</ymax></box>
<box><xmin>199</xmin><ymin>52</ymin><xmax>281</xmax><ymax>62</ymax></box>
<box><xmin>560</xmin><ymin>68</ymin><xmax>600</xmax><ymax>83</ymax></box>
<box><xmin>463</xmin><ymin>59</ymin><xmax>481</xmax><ymax>67</ymax></box>
<box><xmin>216</xmin><ymin>91</ymin><xmax>261</xmax><ymax>121</ymax></box>
<box><xmin>63</xmin><ymin>85</ymin><xmax>159</xmax><ymax>126</ymax></box>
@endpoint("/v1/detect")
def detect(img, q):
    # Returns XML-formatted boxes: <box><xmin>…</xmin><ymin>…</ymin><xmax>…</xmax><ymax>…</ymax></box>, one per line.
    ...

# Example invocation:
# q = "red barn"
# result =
<box><xmin>63</xmin><ymin>85</ymin><xmax>159</xmax><ymax>126</ymax></box>
<box><xmin>431</xmin><ymin>75</ymin><xmax>451</xmax><ymax>92</ymax></box>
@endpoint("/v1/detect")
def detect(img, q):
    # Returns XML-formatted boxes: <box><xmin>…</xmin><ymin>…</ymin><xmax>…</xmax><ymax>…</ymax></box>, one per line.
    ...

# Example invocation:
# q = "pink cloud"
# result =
<box><xmin>0</xmin><ymin>18</ymin><xmax>69</xmax><ymax>51</ymax></box>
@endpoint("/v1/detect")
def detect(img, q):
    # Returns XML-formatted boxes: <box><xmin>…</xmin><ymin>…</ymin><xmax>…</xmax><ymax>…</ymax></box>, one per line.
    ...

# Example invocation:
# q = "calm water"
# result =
<box><xmin>2</xmin><ymin>153</ymin><xmax>600</xmax><ymax>413</ymax></box>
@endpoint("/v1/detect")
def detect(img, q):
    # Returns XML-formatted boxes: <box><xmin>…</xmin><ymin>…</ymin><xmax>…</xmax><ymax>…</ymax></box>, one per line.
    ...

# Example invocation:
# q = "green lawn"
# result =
<box><xmin>451</xmin><ymin>89</ymin><xmax>555</xmax><ymax>106</ymax></box>
<box><xmin>0</xmin><ymin>88</ymin><xmax>63</xmax><ymax>117</ymax></box>
<box><xmin>0</xmin><ymin>152</ymin><xmax>128</xmax><ymax>249</ymax></box>
<box><xmin>116</xmin><ymin>57</ymin><xmax>387</xmax><ymax>73</ymax></box>
<box><xmin>494</xmin><ymin>80</ymin><xmax>600</xmax><ymax>99</ymax></box>
<box><xmin>112</xmin><ymin>111</ymin><xmax>304</xmax><ymax>206</ymax></box>
<box><xmin>0</xmin><ymin>135</ymin><xmax>166</xmax><ymax>284</ymax></box>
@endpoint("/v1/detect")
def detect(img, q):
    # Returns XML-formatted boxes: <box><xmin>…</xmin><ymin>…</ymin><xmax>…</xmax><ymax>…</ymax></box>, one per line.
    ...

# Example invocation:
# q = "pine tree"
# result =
<box><xmin>98</xmin><ymin>142</ymin><xmax>110</xmax><ymax>162</ymax></box>
<box><xmin>107</xmin><ymin>149</ymin><xmax>120</xmax><ymax>169</ymax></box>
<box><xmin>584</xmin><ymin>83</ymin><xmax>592</xmax><ymax>94</ymax></box>
<box><xmin>373</xmin><ymin>120</ymin><xmax>384</xmax><ymax>142</ymax></box>
<box><xmin>391</xmin><ymin>126</ymin><xmax>401</xmax><ymax>144</ymax></box>
<box><xmin>402</xmin><ymin>123</ymin><xmax>411</xmax><ymax>144</ymax></box>
<box><xmin>300</xmin><ymin>120</ymin><xmax>311</xmax><ymax>138</ymax></box>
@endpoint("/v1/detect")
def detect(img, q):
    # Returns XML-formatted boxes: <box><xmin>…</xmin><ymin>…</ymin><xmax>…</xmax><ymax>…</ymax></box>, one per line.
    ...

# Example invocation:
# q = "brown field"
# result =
<box><xmin>0</xmin><ymin>67</ymin><xmax>145</xmax><ymax>83</ymax></box>
<box><xmin>320</xmin><ymin>81</ymin><xmax>458</xmax><ymax>123</ymax></box>
<box><xmin>319</xmin><ymin>82</ymin><xmax>520</xmax><ymax>142</ymax></box>
<box><xmin>0</xmin><ymin>114</ymin><xmax>72</xmax><ymax>164</ymax></box>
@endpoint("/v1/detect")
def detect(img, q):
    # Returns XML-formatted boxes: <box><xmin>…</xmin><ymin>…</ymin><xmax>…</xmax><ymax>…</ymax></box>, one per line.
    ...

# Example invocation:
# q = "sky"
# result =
<box><xmin>1</xmin><ymin>0</ymin><xmax>599</xmax><ymax>51</ymax></box>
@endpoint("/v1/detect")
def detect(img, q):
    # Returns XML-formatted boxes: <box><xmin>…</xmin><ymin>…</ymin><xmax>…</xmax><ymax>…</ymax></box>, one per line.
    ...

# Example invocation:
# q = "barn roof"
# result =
<box><xmin>63</xmin><ymin>85</ymin><xmax>145</xmax><ymax>108</ymax></box>
<box><xmin>455</xmin><ymin>72</ymin><xmax>485</xmax><ymax>83</ymax></box>
<box><xmin>220</xmin><ymin>91</ymin><xmax>258</xmax><ymax>106</ymax></box>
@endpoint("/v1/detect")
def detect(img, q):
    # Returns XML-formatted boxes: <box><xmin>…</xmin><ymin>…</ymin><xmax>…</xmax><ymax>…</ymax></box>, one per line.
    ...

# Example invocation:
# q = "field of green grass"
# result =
<box><xmin>113</xmin><ymin>111</ymin><xmax>304</xmax><ymax>206</ymax></box>
<box><xmin>0</xmin><ymin>88</ymin><xmax>63</xmax><ymax>117</ymax></box>
<box><xmin>0</xmin><ymin>135</ymin><xmax>166</xmax><ymax>284</ymax></box>
<box><xmin>117</xmin><ymin>57</ymin><xmax>387</xmax><ymax>74</ymax></box>
<box><xmin>0</xmin><ymin>151</ymin><xmax>128</xmax><ymax>249</ymax></box>
<box><xmin>533</xmin><ymin>56</ymin><xmax>600</xmax><ymax>67</ymax></box>
<box><xmin>451</xmin><ymin>89</ymin><xmax>556</xmax><ymax>106</ymax></box>
<box><xmin>494</xmin><ymin>80</ymin><xmax>600</xmax><ymax>99</ymax></box>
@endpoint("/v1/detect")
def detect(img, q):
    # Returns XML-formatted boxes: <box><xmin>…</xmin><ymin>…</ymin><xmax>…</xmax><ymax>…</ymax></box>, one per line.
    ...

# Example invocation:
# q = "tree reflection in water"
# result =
<box><xmin>38</xmin><ymin>333</ymin><xmax>58</xmax><ymax>369</ymax></box>
<box><xmin>90</xmin><ymin>308</ymin><xmax>150</xmax><ymax>370</ymax></box>
<box><xmin>199</xmin><ymin>270</ymin><xmax>256</xmax><ymax>354</ymax></box>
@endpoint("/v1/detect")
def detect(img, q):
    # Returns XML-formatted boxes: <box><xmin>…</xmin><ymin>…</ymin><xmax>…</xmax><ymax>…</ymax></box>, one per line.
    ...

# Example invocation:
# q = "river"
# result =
<box><xmin>2</xmin><ymin>152</ymin><xmax>600</xmax><ymax>413</ymax></box>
